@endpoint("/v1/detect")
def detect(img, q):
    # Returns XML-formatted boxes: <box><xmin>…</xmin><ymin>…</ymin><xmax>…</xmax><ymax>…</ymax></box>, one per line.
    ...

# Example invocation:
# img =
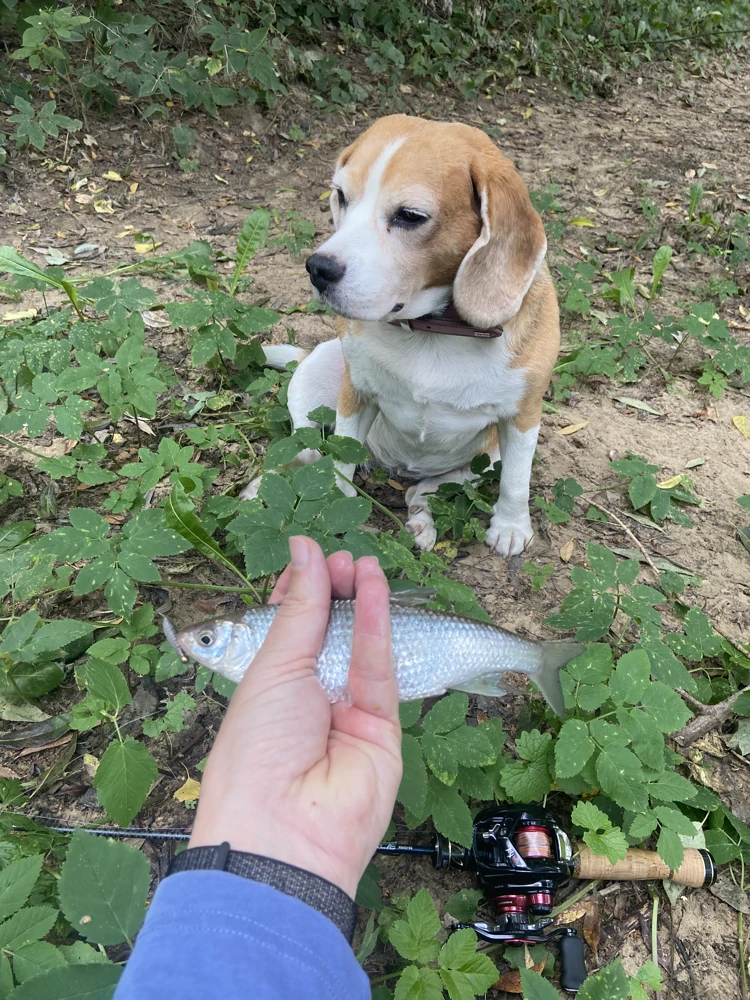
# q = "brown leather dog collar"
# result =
<box><xmin>388</xmin><ymin>299</ymin><xmax>503</xmax><ymax>339</ymax></box>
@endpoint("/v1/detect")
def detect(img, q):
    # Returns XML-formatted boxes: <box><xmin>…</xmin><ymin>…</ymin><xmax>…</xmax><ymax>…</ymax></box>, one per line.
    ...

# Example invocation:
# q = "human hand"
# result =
<box><xmin>189</xmin><ymin>535</ymin><xmax>402</xmax><ymax>899</ymax></box>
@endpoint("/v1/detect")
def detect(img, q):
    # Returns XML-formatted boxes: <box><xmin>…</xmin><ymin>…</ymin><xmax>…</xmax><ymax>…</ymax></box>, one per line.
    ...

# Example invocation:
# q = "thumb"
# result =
<box><xmin>250</xmin><ymin>535</ymin><xmax>332</xmax><ymax>682</ymax></box>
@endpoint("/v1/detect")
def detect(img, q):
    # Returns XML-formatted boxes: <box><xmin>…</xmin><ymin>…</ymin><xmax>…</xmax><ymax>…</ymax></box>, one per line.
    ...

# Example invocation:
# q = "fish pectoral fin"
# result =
<box><xmin>388</xmin><ymin>587</ymin><xmax>438</xmax><ymax>607</ymax></box>
<box><xmin>450</xmin><ymin>673</ymin><xmax>507</xmax><ymax>698</ymax></box>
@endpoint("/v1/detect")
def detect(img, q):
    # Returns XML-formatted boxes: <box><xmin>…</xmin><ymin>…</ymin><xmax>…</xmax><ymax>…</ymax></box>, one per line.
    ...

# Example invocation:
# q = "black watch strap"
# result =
<box><xmin>167</xmin><ymin>843</ymin><xmax>358</xmax><ymax>943</ymax></box>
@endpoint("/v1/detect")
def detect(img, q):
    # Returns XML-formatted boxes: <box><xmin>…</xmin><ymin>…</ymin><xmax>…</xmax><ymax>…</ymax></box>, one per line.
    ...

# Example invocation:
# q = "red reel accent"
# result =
<box><xmin>492</xmin><ymin>894</ymin><xmax>529</xmax><ymax>914</ymax></box>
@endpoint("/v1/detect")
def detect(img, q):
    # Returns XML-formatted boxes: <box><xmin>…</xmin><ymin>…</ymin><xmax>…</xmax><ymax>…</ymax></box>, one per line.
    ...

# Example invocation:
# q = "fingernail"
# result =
<box><xmin>289</xmin><ymin>536</ymin><xmax>309</xmax><ymax>570</ymax></box>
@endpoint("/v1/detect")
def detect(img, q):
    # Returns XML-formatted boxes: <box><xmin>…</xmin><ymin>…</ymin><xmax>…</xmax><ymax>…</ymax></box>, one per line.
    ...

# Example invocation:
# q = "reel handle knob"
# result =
<box><xmin>559</xmin><ymin>932</ymin><xmax>587</xmax><ymax>993</ymax></box>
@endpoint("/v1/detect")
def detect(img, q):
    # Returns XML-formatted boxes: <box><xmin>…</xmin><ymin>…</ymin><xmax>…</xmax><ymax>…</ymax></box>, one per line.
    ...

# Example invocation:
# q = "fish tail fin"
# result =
<box><xmin>531</xmin><ymin>642</ymin><xmax>587</xmax><ymax>717</ymax></box>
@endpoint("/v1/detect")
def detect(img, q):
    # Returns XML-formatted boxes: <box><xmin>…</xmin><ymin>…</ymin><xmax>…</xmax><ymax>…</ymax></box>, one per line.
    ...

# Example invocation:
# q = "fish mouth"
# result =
<box><xmin>162</xmin><ymin>616</ymin><xmax>189</xmax><ymax>664</ymax></box>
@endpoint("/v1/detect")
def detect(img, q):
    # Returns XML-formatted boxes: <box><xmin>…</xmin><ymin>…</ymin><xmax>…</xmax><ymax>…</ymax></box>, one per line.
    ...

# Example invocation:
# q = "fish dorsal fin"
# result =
<box><xmin>388</xmin><ymin>588</ymin><xmax>438</xmax><ymax>607</ymax></box>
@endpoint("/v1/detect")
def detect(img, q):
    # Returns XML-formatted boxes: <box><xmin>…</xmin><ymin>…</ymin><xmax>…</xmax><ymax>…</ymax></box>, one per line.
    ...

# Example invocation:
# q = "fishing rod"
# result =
<box><xmin>7</xmin><ymin>805</ymin><xmax>715</xmax><ymax>994</ymax></box>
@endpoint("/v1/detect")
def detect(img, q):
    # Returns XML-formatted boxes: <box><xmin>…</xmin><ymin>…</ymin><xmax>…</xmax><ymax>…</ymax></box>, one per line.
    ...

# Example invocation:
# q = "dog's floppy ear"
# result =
<box><xmin>452</xmin><ymin>150</ymin><xmax>547</xmax><ymax>328</ymax></box>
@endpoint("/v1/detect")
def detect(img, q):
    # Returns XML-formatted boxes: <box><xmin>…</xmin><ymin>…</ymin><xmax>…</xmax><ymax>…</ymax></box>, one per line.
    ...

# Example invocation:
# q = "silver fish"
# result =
<box><xmin>165</xmin><ymin>592</ymin><xmax>584</xmax><ymax>716</ymax></box>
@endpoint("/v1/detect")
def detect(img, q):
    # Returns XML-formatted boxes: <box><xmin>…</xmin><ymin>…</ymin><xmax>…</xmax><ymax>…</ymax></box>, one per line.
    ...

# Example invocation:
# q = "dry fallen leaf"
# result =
<box><xmin>3</xmin><ymin>308</ymin><xmax>37</xmax><ymax>322</ymax></box>
<box><xmin>657</xmin><ymin>475</ymin><xmax>683</xmax><ymax>489</ymax></box>
<box><xmin>571</xmin><ymin>217</ymin><xmax>596</xmax><ymax>227</ymax></box>
<box><xmin>174</xmin><ymin>777</ymin><xmax>201</xmax><ymax>803</ymax></box>
<box><xmin>387</xmin><ymin>479</ymin><xmax>405</xmax><ymax>491</ymax></box>
<box><xmin>102</xmin><ymin>170</ymin><xmax>123</xmax><ymax>182</ymax></box>
<box><xmin>615</xmin><ymin>397</ymin><xmax>664</xmax><ymax>416</ymax></box>
<box><xmin>494</xmin><ymin>950</ymin><xmax>546</xmax><ymax>994</ymax></box>
<box><xmin>583</xmin><ymin>901</ymin><xmax>601</xmax><ymax>957</ymax></box>
<box><xmin>83</xmin><ymin>753</ymin><xmax>99</xmax><ymax>778</ymax></box>
<box><xmin>17</xmin><ymin>734</ymin><xmax>73</xmax><ymax>758</ymax></box>
<box><xmin>0</xmin><ymin>766</ymin><xmax>20</xmax><ymax>779</ymax></box>
<box><xmin>733</xmin><ymin>415</ymin><xmax>749</xmax><ymax>439</ymax></box>
<box><xmin>560</xmin><ymin>539</ymin><xmax>576</xmax><ymax>562</ymax></box>
<box><xmin>94</xmin><ymin>199</ymin><xmax>114</xmax><ymax>215</ymax></box>
<box><xmin>476</xmin><ymin>709</ymin><xmax>489</xmax><ymax>724</ymax></box>
<box><xmin>556</xmin><ymin>421</ymin><xmax>589</xmax><ymax>436</ymax></box>
<box><xmin>129</xmin><ymin>182</ymin><xmax>138</xmax><ymax>194</ymax></box>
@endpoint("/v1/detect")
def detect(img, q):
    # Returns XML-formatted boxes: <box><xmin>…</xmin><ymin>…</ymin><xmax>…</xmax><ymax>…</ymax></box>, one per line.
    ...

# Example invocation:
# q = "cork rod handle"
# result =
<box><xmin>574</xmin><ymin>844</ymin><xmax>714</xmax><ymax>888</ymax></box>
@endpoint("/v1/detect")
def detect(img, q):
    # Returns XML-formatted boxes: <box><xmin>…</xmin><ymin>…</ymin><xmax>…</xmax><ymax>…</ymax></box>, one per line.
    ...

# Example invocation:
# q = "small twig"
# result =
<box><xmin>729</xmin><ymin>322</ymin><xmax>750</xmax><ymax>333</ymax></box>
<box><xmin>651</xmin><ymin>892</ymin><xmax>662</xmax><ymax>1000</ymax></box>
<box><xmin>740</xmin><ymin>910</ymin><xmax>748</xmax><ymax>1000</ymax></box>
<box><xmin>673</xmin><ymin>684</ymin><xmax>750</xmax><ymax>747</ymax></box>
<box><xmin>587</xmin><ymin>499</ymin><xmax>661</xmax><ymax>580</ymax></box>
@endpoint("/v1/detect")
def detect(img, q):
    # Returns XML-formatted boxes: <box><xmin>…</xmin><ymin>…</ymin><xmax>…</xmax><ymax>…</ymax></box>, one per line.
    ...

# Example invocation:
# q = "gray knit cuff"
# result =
<box><xmin>167</xmin><ymin>843</ymin><xmax>358</xmax><ymax>943</ymax></box>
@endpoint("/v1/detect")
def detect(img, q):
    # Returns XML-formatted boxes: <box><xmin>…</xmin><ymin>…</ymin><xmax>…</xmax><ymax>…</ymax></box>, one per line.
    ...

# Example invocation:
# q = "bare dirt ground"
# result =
<box><xmin>2</xmin><ymin>49</ymin><xmax>750</xmax><ymax>998</ymax></box>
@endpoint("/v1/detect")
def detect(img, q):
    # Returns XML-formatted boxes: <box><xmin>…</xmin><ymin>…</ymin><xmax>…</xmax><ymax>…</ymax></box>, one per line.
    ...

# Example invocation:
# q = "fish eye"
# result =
<box><xmin>198</xmin><ymin>632</ymin><xmax>214</xmax><ymax>646</ymax></box>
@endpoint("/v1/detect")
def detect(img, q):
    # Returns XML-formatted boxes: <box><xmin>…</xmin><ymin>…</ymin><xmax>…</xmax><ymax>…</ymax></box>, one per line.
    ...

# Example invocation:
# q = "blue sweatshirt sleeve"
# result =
<box><xmin>114</xmin><ymin>870</ymin><xmax>371</xmax><ymax>1000</ymax></box>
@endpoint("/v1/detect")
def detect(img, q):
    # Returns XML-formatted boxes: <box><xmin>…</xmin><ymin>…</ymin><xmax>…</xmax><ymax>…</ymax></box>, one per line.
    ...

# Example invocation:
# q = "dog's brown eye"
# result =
<box><xmin>393</xmin><ymin>208</ymin><xmax>429</xmax><ymax>228</ymax></box>
<box><xmin>333</xmin><ymin>187</ymin><xmax>347</xmax><ymax>209</ymax></box>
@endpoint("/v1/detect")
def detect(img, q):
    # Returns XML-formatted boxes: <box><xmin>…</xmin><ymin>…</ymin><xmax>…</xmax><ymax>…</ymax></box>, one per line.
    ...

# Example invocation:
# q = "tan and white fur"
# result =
<box><xmin>245</xmin><ymin>115</ymin><xmax>560</xmax><ymax>557</ymax></box>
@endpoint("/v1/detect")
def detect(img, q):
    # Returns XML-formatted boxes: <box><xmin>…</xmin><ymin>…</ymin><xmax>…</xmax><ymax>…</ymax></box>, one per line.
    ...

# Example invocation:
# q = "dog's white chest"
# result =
<box><xmin>342</xmin><ymin>324</ymin><xmax>527</xmax><ymax>475</ymax></box>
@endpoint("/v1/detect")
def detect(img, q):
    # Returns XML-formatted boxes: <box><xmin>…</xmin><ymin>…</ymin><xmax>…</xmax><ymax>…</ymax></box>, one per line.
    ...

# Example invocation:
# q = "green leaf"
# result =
<box><xmin>501</xmin><ymin>730</ymin><xmax>554</xmax><ymax>803</ymax></box>
<box><xmin>584</xmin><ymin>826</ymin><xmax>629</xmax><ymax>865</ymax></box>
<box><xmin>648</xmin><ymin>771</ymin><xmax>696</xmax><ymax>803</ymax></box>
<box><xmin>93</xmin><ymin>738</ymin><xmax>157</xmax><ymax>827</ymax></box>
<box><xmin>596</xmin><ymin>745</ymin><xmax>648</xmax><ymax>814</ymax></box>
<box><xmin>0</xmin><ymin>855</ymin><xmax>43</xmax><ymax>921</ymax></box>
<box><xmin>640</xmin><ymin>682</ymin><xmax>693</xmax><ymax>733</ymax></box>
<box><xmin>85</xmin><ymin>661</ymin><xmax>131</xmax><ymax>712</ymax></box>
<box><xmin>423</xmin><ymin>694</ymin><xmax>469</xmax><ymax>735</ymax></box>
<box><xmin>565</xmin><ymin>644</ymin><xmax>613</xmax><ymax>683</ymax></box>
<box><xmin>12</xmin><ymin>941</ymin><xmax>66</xmax><ymax>984</ymax></box>
<box><xmin>628</xmin><ymin>473</ymin><xmax>657</xmax><ymax>510</ymax></box>
<box><xmin>399</xmin><ymin>701</ymin><xmax>423</xmax><ymax>729</ymax></box>
<box><xmin>231</xmin><ymin>210</ymin><xmax>270</xmax><ymax>295</ymax></box>
<box><xmin>0</xmin><ymin>906</ymin><xmax>57</xmax><ymax>951</ymax></box>
<box><xmin>444</xmin><ymin>889</ymin><xmax>483</xmax><ymax>923</ymax></box>
<box><xmin>8</xmin><ymin>963</ymin><xmax>121</xmax><ymax>999</ymax></box>
<box><xmin>609</xmin><ymin>649</ymin><xmax>651</xmax><ymax>706</ymax></box>
<box><xmin>577</xmin><ymin>958</ymin><xmax>630</xmax><ymax>1000</ymax></box>
<box><xmin>422</xmin><ymin>733</ymin><xmax>457</xmax><ymax>785</ymax></box>
<box><xmin>21</xmin><ymin>620</ymin><xmax>94</xmax><ymax>657</ymax></box>
<box><xmin>388</xmin><ymin>888</ymin><xmax>441</xmax><ymax>964</ymax></box>
<box><xmin>629</xmin><ymin>812</ymin><xmax>658</xmax><ymax>840</ymax></box>
<box><xmin>258</xmin><ymin>473</ymin><xmax>297</xmax><ymax>517</ymax></box>
<box><xmin>519</xmin><ymin>969</ymin><xmax>563</xmax><ymax>1000</ymax></box>
<box><xmin>398</xmin><ymin>734</ymin><xmax>427</xmax><ymax>815</ymax></box>
<box><xmin>656</xmin><ymin>826</ymin><xmax>684</xmax><ymax>870</ymax></box>
<box><xmin>104</xmin><ymin>568</ymin><xmax>136</xmax><ymax>618</ymax></box>
<box><xmin>429</xmin><ymin>778</ymin><xmax>473</xmax><ymax>846</ymax></box>
<box><xmin>555</xmin><ymin>720</ymin><xmax>595</xmax><ymax>778</ymax></box>
<box><xmin>117</xmin><ymin>552</ymin><xmax>160</xmax><ymax>583</ymax></box>
<box><xmin>439</xmin><ymin>931</ymin><xmax>497</xmax><ymax>1000</ymax></box>
<box><xmin>394</xmin><ymin>965</ymin><xmax>444</xmax><ymax>1000</ymax></box>
<box><xmin>586</xmin><ymin>542</ymin><xmax>617</xmax><ymax>588</ymax></box>
<box><xmin>9</xmin><ymin>661</ymin><xmax>65</xmax><ymax>700</ymax></box>
<box><xmin>324</xmin><ymin>435</ymin><xmax>370</xmax><ymax>464</ymax></box>
<box><xmin>73</xmin><ymin>553</ymin><xmax>116</xmax><ymax>596</ymax></box>
<box><xmin>0</xmin><ymin>611</ymin><xmax>40</xmax><ymax>654</ymax></box>
<box><xmin>653</xmin><ymin>806</ymin><xmax>696</xmax><ymax>837</ymax></box>
<box><xmin>641</xmin><ymin>639</ymin><xmax>697</xmax><ymax>693</ymax></box>
<box><xmin>315</xmin><ymin>496</ymin><xmax>372</xmax><ymax>535</ymax></box>
<box><xmin>165</xmin><ymin>482</ymin><xmax>249</xmax><ymax>587</ymax></box>
<box><xmin>617</xmin><ymin>709</ymin><xmax>665</xmax><ymax>772</ymax></box>
<box><xmin>59</xmin><ymin>831</ymin><xmax>149</xmax><ymax>945</ymax></box>
<box><xmin>444</xmin><ymin>727</ymin><xmax>496</xmax><ymax>769</ymax></box>
<box><xmin>651</xmin><ymin>245</ymin><xmax>672</xmax><ymax>290</ymax></box>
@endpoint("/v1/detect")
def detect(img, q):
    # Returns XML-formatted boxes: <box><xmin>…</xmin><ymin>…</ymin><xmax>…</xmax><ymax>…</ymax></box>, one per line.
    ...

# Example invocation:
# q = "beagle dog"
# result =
<box><xmin>248</xmin><ymin>114</ymin><xmax>559</xmax><ymax>557</ymax></box>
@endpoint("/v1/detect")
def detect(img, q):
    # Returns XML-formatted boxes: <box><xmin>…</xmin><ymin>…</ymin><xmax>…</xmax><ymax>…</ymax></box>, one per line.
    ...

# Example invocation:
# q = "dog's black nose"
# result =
<box><xmin>306</xmin><ymin>253</ymin><xmax>346</xmax><ymax>292</ymax></box>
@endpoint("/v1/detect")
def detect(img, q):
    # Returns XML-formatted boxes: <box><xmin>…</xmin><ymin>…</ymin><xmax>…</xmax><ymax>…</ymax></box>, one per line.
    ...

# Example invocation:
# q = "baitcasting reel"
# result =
<box><xmin>377</xmin><ymin>804</ymin><xmax>716</xmax><ymax>994</ymax></box>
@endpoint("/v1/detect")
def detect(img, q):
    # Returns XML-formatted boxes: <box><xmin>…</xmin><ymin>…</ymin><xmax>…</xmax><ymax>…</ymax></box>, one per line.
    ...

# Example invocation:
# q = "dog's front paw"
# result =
<box><xmin>486</xmin><ymin>511</ymin><xmax>534</xmax><ymax>557</ymax></box>
<box><xmin>335</xmin><ymin>477</ymin><xmax>358</xmax><ymax>498</ymax></box>
<box><xmin>406</xmin><ymin>507</ymin><xmax>438</xmax><ymax>552</ymax></box>
<box><xmin>239</xmin><ymin>475</ymin><xmax>262</xmax><ymax>501</ymax></box>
